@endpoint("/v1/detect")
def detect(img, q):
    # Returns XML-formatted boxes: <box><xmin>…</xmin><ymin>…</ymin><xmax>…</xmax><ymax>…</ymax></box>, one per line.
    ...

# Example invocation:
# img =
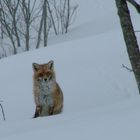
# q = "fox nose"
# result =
<box><xmin>44</xmin><ymin>78</ymin><xmax>47</xmax><ymax>82</ymax></box>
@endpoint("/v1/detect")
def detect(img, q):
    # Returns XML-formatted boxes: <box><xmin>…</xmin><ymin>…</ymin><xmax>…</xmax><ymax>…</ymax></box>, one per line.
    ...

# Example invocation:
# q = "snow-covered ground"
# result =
<box><xmin>0</xmin><ymin>0</ymin><xmax>140</xmax><ymax>139</ymax></box>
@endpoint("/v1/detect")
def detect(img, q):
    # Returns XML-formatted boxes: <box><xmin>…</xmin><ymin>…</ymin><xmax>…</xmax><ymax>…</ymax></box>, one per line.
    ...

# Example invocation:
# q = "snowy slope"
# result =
<box><xmin>0</xmin><ymin>0</ymin><xmax>140</xmax><ymax>139</ymax></box>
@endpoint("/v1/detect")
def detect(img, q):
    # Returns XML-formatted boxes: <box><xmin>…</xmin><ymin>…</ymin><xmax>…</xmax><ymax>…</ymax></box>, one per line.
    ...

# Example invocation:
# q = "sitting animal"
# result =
<box><xmin>32</xmin><ymin>60</ymin><xmax>63</xmax><ymax>118</ymax></box>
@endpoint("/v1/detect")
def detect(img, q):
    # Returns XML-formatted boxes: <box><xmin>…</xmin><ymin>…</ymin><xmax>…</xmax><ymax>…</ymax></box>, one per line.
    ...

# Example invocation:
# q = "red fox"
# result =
<box><xmin>32</xmin><ymin>60</ymin><xmax>63</xmax><ymax>118</ymax></box>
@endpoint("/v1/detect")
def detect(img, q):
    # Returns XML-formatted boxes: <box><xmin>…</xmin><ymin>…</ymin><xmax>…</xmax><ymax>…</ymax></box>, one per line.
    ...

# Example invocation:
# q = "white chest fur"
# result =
<box><xmin>39</xmin><ymin>80</ymin><xmax>54</xmax><ymax>107</ymax></box>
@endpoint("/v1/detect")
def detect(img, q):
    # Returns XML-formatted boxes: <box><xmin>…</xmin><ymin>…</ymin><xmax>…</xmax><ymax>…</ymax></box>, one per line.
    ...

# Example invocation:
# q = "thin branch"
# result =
<box><xmin>30</xmin><ymin>0</ymin><xmax>37</xmax><ymax>15</ymax></box>
<box><xmin>135</xmin><ymin>30</ymin><xmax>140</xmax><ymax>32</ymax></box>
<box><xmin>47</xmin><ymin>0</ymin><xmax>58</xmax><ymax>35</ymax></box>
<box><xmin>0</xmin><ymin>101</ymin><xmax>6</xmax><ymax>121</ymax></box>
<box><xmin>127</xmin><ymin>0</ymin><xmax>140</xmax><ymax>13</ymax></box>
<box><xmin>122</xmin><ymin>64</ymin><xmax>133</xmax><ymax>72</ymax></box>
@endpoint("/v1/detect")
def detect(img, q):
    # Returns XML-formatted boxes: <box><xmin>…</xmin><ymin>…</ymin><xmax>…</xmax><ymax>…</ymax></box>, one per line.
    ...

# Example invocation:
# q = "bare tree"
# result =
<box><xmin>19</xmin><ymin>0</ymin><xmax>38</xmax><ymax>51</ymax></box>
<box><xmin>0</xmin><ymin>8</ymin><xmax>4</xmax><ymax>39</ymax></box>
<box><xmin>36</xmin><ymin>7</ymin><xmax>44</xmax><ymax>49</ymax></box>
<box><xmin>0</xmin><ymin>0</ymin><xmax>21</xmax><ymax>54</ymax></box>
<box><xmin>43</xmin><ymin>0</ymin><xmax>47</xmax><ymax>46</ymax></box>
<box><xmin>47</xmin><ymin>0</ymin><xmax>78</xmax><ymax>34</ymax></box>
<box><xmin>0</xmin><ymin>0</ymin><xmax>78</xmax><ymax>55</ymax></box>
<box><xmin>0</xmin><ymin>0</ymin><xmax>20</xmax><ymax>47</ymax></box>
<box><xmin>115</xmin><ymin>0</ymin><xmax>140</xmax><ymax>94</ymax></box>
<box><xmin>60</xmin><ymin>0</ymin><xmax>78</xmax><ymax>33</ymax></box>
<box><xmin>65</xmin><ymin>0</ymin><xmax>70</xmax><ymax>33</ymax></box>
<box><xmin>47</xmin><ymin>0</ymin><xmax>57</xmax><ymax>35</ymax></box>
<box><xmin>7</xmin><ymin>0</ymin><xmax>21</xmax><ymax>47</ymax></box>
<box><xmin>36</xmin><ymin>0</ymin><xmax>51</xmax><ymax>48</ymax></box>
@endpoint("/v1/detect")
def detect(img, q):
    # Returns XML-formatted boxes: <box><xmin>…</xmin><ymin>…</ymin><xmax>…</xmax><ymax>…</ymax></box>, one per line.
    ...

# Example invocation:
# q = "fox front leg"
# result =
<box><xmin>48</xmin><ymin>106</ymin><xmax>54</xmax><ymax>115</ymax></box>
<box><xmin>33</xmin><ymin>105</ymin><xmax>42</xmax><ymax>118</ymax></box>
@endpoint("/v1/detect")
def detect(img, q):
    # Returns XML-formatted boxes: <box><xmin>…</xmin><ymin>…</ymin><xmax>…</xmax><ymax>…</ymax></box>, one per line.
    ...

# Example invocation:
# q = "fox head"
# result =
<box><xmin>32</xmin><ymin>60</ymin><xmax>56</xmax><ymax>82</ymax></box>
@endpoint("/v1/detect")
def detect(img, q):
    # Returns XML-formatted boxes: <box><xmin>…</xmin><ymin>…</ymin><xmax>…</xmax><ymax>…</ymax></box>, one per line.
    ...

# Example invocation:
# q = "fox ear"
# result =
<box><xmin>47</xmin><ymin>60</ymin><xmax>54</xmax><ymax>70</ymax></box>
<box><xmin>32</xmin><ymin>63</ymin><xmax>40</xmax><ymax>71</ymax></box>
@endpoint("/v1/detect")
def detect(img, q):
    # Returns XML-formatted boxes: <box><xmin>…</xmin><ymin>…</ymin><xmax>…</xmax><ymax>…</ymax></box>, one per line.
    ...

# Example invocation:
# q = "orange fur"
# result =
<box><xmin>32</xmin><ymin>60</ymin><xmax>63</xmax><ymax>118</ymax></box>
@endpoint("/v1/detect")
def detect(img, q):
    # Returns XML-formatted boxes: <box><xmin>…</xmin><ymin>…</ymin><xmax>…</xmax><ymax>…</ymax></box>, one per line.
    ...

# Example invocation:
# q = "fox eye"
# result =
<box><xmin>38</xmin><ymin>73</ymin><xmax>43</xmax><ymax>77</ymax></box>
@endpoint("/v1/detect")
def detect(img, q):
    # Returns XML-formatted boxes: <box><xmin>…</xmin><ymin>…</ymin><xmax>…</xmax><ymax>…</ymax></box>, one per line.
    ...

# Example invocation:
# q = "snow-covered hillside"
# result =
<box><xmin>0</xmin><ymin>0</ymin><xmax>140</xmax><ymax>139</ymax></box>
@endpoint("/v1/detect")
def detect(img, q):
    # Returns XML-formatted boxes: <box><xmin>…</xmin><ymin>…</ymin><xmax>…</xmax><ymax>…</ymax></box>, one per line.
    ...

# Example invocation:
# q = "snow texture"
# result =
<box><xmin>0</xmin><ymin>0</ymin><xmax>140</xmax><ymax>139</ymax></box>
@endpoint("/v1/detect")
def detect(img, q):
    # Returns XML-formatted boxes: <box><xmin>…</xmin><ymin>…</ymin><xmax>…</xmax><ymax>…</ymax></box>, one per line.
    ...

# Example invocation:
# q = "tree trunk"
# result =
<box><xmin>25</xmin><ymin>24</ymin><xmax>30</xmax><ymax>51</ymax></box>
<box><xmin>13</xmin><ymin>16</ymin><xmax>21</xmax><ymax>47</ymax></box>
<box><xmin>47</xmin><ymin>0</ymin><xmax>58</xmax><ymax>35</ymax></box>
<box><xmin>65</xmin><ymin>0</ymin><xmax>70</xmax><ymax>33</ymax></box>
<box><xmin>36</xmin><ymin>9</ymin><xmax>44</xmax><ymax>49</ymax></box>
<box><xmin>115</xmin><ymin>0</ymin><xmax>140</xmax><ymax>94</ymax></box>
<box><xmin>43</xmin><ymin>0</ymin><xmax>47</xmax><ymax>47</ymax></box>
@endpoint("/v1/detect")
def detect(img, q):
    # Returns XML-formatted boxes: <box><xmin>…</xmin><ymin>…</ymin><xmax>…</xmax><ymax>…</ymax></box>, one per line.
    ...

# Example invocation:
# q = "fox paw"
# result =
<box><xmin>33</xmin><ymin>105</ymin><xmax>42</xmax><ymax>118</ymax></box>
